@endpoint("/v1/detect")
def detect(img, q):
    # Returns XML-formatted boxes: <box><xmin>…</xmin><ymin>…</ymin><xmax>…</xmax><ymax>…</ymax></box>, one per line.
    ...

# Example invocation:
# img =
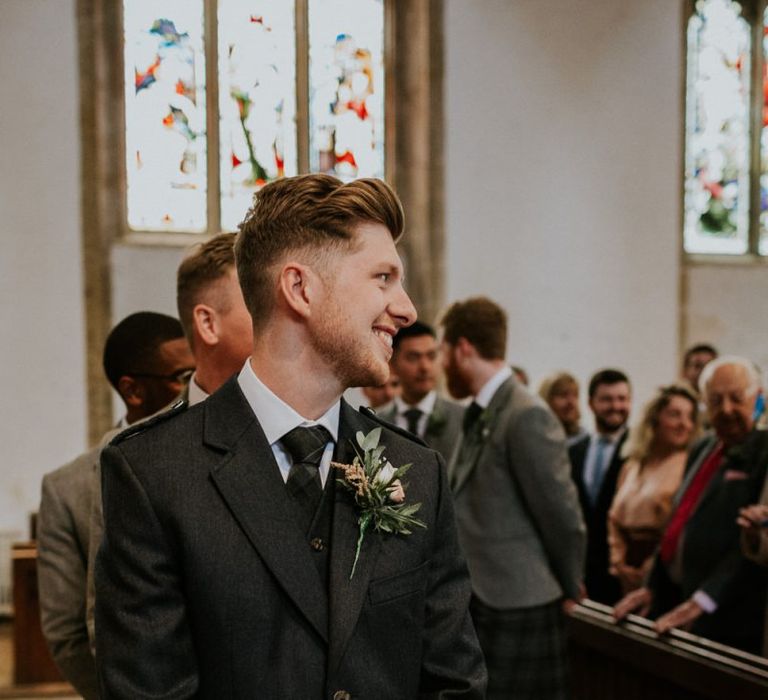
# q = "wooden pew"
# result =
<box><xmin>567</xmin><ymin>599</ymin><xmax>768</xmax><ymax>700</ymax></box>
<box><xmin>11</xmin><ymin>542</ymin><xmax>62</xmax><ymax>685</ymax></box>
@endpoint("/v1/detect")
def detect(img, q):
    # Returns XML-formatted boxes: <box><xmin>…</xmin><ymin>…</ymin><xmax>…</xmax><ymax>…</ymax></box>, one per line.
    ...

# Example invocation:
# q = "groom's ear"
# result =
<box><xmin>277</xmin><ymin>262</ymin><xmax>316</xmax><ymax>320</ymax></box>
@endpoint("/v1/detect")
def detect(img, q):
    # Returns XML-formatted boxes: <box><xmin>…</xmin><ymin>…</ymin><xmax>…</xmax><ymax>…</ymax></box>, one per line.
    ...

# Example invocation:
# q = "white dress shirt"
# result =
<box><xmin>474</xmin><ymin>365</ymin><xmax>513</xmax><ymax>408</ymax></box>
<box><xmin>237</xmin><ymin>360</ymin><xmax>339</xmax><ymax>486</ymax></box>
<box><xmin>392</xmin><ymin>390</ymin><xmax>437</xmax><ymax>437</ymax></box>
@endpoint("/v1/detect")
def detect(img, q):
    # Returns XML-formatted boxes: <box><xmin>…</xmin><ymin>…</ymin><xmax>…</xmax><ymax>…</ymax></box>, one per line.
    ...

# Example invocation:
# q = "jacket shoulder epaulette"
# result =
<box><xmin>359</xmin><ymin>406</ymin><xmax>428</xmax><ymax>447</ymax></box>
<box><xmin>109</xmin><ymin>400</ymin><xmax>189</xmax><ymax>446</ymax></box>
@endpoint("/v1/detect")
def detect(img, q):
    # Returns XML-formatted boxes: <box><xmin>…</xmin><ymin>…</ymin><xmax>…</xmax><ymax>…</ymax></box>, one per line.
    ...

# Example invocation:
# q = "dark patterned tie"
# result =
<box><xmin>281</xmin><ymin>425</ymin><xmax>331</xmax><ymax>533</ymax></box>
<box><xmin>462</xmin><ymin>402</ymin><xmax>483</xmax><ymax>434</ymax></box>
<box><xmin>403</xmin><ymin>408</ymin><xmax>423</xmax><ymax>436</ymax></box>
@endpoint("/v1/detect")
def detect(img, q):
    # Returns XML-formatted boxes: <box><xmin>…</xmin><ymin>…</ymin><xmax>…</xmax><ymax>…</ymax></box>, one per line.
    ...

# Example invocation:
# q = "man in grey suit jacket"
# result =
<box><xmin>440</xmin><ymin>297</ymin><xmax>586</xmax><ymax>700</ymax></box>
<box><xmin>37</xmin><ymin>312</ymin><xmax>194</xmax><ymax>699</ymax></box>
<box><xmin>95</xmin><ymin>174</ymin><xmax>486</xmax><ymax>698</ymax></box>
<box><xmin>378</xmin><ymin>320</ymin><xmax>464</xmax><ymax>461</ymax></box>
<box><xmin>615</xmin><ymin>356</ymin><xmax>768</xmax><ymax>654</ymax></box>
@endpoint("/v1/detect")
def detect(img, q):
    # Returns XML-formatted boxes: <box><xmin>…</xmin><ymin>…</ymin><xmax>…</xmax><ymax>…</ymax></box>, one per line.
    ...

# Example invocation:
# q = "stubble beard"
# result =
<box><xmin>310</xmin><ymin>300</ymin><xmax>389</xmax><ymax>390</ymax></box>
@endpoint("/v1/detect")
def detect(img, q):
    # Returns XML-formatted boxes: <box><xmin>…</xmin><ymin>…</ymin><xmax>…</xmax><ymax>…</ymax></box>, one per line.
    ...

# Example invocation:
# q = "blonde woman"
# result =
<box><xmin>608</xmin><ymin>385</ymin><xmax>699</xmax><ymax>594</ymax></box>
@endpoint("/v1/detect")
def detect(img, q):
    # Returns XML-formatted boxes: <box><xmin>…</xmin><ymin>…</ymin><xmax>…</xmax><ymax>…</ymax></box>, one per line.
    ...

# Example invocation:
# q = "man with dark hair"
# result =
<box><xmin>682</xmin><ymin>342</ymin><xmax>718</xmax><ymax>393</ymax></box>
<box><xmin>37</xmin><ymin>312</ymin><xmax>193</xmax><ymax>700</ymax></box>
<box><xmin>360</xmin><ymin>371</ymin><xmax>401</xmax><ymax>409</ymax></box>
<box><xmin>569</xmin><ymin>368</ymin><xmax>632</xmax><ymax>604</ymax></box>
<box><xmin>441</xmin><ymin>296</ymin><xmax>585</xmax><ymax>700</ymax></box>
<box><xmin>378</xmin><ymin>320</ymin><xmax>464</xmax><ymax>460</ymax></box>
<box><xmin>102</xmin><ymin>311</ymin><xmax>195</xmax><ymax>423</ymax></box>
<box><xmin>96</xmin><ymin>174</ymin><xmax>486</xmax><ymax>698</ymax></box>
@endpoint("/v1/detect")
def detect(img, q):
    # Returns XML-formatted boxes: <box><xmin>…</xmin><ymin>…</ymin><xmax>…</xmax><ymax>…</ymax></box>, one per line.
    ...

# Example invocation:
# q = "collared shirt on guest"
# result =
<box><xmin>474</xmin><ymin>365</ymin><xmax>513</xmax><ymax>408</ymax></box>
<box><xmin>392</xmin><ymin>390</ymin><xmax>437</xmax><ymax>437</ymax></box>
<box><xmin>583</xmin><ymin>427</ymin><xmax>626</xmax><ymax>499</ymax></box>
<box><xmin>187</xmin><ymin>373</ymin><xmax>209</xmax><ymax>407</ymax></box>
<box><xmin>237</xmin><ymin>359</ymin><xmax>339</xmax><ymax>486</ymax></box>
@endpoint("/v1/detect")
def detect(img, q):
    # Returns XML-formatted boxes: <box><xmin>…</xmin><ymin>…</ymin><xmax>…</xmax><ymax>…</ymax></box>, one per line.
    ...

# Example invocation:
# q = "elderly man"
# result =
<box><xmin>615</xmin><ymin>356</ymin><xmax>768</xmax><ymax>654</ymax></box>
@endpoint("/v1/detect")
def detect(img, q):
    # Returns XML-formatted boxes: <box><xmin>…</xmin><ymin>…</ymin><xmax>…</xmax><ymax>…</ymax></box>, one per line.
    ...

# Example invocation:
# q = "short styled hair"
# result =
<box><xmin>102</xmin><ymin>312</ymin><xmax>185</xmax><ymax>390</ymax></box>
<box><xmin>177</xmin><ymin>233</ymin><xmax>238</xmax><ymax>344</ymax></box>
<box><xmin>699</xmin><ymin>355</ymin><xmax>762</xmax><ymax>397</ymax></box>
<box><xmin>539</xmin><ymin>371</ymin><xmax>579</xmax><ymax>403</ymax></box>
<box><xmin>235</xmin><ymin>174</ymin><xmax>404</xmax><ymax>329</ymax></box>
<box><xmin>683</xmin><ymin>343</ymin><xmax>718</xmax><ymax>367</ymax></box>
<box><xmin>588</xmin><ymin>368</ymin><xmax>630</xmax><ymax>399</ymax></box>
<box><xmin>392</xmin><ymin>320</ymin><xmax>435</xmax><ymax>353</ymax></box>
<box><xmin>440</xmin><ymin>296</ymin><xmax>507</xmax><ymax>361</ymax></box>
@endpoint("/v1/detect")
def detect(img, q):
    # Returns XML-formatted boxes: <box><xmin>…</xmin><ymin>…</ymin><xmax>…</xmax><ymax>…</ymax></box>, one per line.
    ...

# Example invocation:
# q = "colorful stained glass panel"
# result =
<box><xmin>218</xmin><ymin>1</ymin><xmax>298</xmax><ymax>232</ymax></box>
<box><xmin>684</xmin><ymin>0</ymin><xmax>750</xmax><ymax>255</ymax></box>
<box><xmin>124</xmin><ymin>1</ymin><xmax>207</xmax><ymax>232</ymax></box>
<box><xmin>308</xmin><ymin>0</ymin><xmax>385</xmax><ymax>181</ymax></box>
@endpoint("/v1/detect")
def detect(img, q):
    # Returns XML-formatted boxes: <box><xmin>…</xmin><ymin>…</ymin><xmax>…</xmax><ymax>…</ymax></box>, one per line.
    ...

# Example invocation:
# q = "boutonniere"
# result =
<box><xmin>426</xmin><ymin>408</ymin><xmax>446</xmax><ymax>435</ymax></box>
<box><xmin>332</xmin><ymin>427</ymin><xmax>426</xmax><ymax>579</ymax></box>
<box><xmin>476</xmin><ymin>408</ymin><xmax>495</xmax><ymax>441</ymax></box>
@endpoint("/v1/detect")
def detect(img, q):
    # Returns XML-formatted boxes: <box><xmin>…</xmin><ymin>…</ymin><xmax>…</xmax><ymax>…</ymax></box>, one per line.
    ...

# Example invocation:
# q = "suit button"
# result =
<box><xmin>311</xmin><ymin>537</ymin><xmax>325</xmax><ymax>552</ymax></box>
<box><xmin>333</xmin><ymin>692</ymin><xmax>351</xmax><ymax>700</ymax></box>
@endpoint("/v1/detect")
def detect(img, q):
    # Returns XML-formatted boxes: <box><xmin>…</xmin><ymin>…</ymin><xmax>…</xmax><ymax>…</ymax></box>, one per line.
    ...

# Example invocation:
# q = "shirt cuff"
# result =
<box><xmin>692</xmin><ymin>590</ymin><xmax>717</xmax><ymax>614</ymax></box>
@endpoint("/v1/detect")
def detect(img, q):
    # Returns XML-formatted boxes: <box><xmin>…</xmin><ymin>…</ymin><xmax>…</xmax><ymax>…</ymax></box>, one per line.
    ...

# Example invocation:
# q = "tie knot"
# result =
<box><xmin>402</xmin><ymin>408</ymin><xmax>423</xmax><ymax>434</ymax></box>
<box><xmin>281</xmin><ymin>425</ymin><xmax>331</xmax><ymax>468</ymax></box>
<box><xmin>463</xmin><ymin>402</ymin><xmax>483</xmax><ymax>433</ymax></box>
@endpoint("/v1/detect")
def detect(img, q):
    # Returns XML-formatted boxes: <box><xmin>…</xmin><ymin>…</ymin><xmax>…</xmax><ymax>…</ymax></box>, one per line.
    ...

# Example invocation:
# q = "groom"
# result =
<box><xmin>95</xmin><ymin>174</ymin><xmax>486</xmax><ymax>699</ymax></box>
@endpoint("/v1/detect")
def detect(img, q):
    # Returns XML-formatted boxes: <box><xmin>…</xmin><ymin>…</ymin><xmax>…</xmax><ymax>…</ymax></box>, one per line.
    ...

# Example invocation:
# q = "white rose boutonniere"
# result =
<box><xmin>332</xmin><ymin>427</ymin><xmax>426</xmax><ymax>579</ymax></box>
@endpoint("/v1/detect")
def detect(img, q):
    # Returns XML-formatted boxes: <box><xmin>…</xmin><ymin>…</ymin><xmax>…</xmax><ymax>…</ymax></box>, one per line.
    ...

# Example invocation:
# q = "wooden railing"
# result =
<box><xmin>567</xmin><ymin>599</ymin><xmax>768</xmax><ymax>700</ymax></box>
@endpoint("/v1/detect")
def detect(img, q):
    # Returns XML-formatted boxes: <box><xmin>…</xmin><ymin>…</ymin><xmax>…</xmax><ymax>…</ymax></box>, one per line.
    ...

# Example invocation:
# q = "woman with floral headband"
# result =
<box><xmin>608</xmin><ymin>385</ymin><xmax>700</xmax><ymax>594</ymax></box>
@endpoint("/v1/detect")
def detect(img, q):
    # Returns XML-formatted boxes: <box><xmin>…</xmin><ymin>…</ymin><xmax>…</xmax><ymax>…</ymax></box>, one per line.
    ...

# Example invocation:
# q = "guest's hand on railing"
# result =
<box><xmin>562</xmin><ymin>582</ymin><xmax>586</xmax><ymax>615</ymax></box>
<box><xmin>654</xmin><ymin>598</ymin><xmax>703</xmax><ymax>635</ymax></box>
<box><xmin>613</xmin><ymin>586</ymin><xmax>652</xmax><ymax>621</ymax></box>
<box><xmin>615</xmin><ymin>562</ymin><xmax>644</xmax><ymax>594</ymax></box>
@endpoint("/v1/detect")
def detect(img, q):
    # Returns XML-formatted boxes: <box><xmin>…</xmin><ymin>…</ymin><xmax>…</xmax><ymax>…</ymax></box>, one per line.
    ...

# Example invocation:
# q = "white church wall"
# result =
<box><xmin>443</xmin><ymin>0</ymin><xmax>683</xmax><ymax>415</ymax></box>
<box><xmin>0</xmin><ymin>0</ymin><xmax>85</xmax><ymax>538</ymax></box>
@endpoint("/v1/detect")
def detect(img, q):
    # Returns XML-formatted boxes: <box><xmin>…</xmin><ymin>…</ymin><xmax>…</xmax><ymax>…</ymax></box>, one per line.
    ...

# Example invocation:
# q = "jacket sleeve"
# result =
<box><xmin>37</xmin><ymin>469</ymin><xmax>100</xmax><ymax>700</ymax></box>
<box><xmin>95</xmin><ymin>444</ymin><xmax>199</xmax><ymax>700</ymax></box>
<box><xmin>507</xmin><ymin>405</ymin><xmax>587</xmax><ymax>600</ymax></box>
<box><xmin>419</xmin><ymin>452</ymin><xmax>487</xmax><ymax>699</ymax></box>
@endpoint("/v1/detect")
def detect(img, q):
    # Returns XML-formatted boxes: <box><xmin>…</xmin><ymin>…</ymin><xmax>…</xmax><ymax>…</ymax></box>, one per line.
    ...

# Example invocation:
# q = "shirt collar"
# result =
<box><xmin>187</xmin><ymin>373</ymin><xmax>209</xmax><ymax>407</ymax></box>
<box><xmin>475</xmin><ymin>365</ymin><xmax>513</xmax><ymax>408</ymax></box>
<box><xmin>237</xmin><ymin>360</ymin><xmax>340</xmax><ymax>446</ymax></box>
<box><xmin>595</xmin><ymin>426</ymin><xmax>626</xmax><ymax>444</ymax></box>
<box><xmin>394</xmin><ymin>390</ymin><xmax>437</xmax><ymax>416</ymax></box>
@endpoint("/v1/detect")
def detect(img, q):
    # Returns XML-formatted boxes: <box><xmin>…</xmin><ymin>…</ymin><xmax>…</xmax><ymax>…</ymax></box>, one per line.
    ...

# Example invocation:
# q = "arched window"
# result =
<box><xmin>684</xmin><ymin>0</ymin><xmax>768</xmax><ymax>256</ymax></box>
<box><xmin>122</xmin><ymin>0</ymin><xmax>386</xmax><ymax>236</ymax></box>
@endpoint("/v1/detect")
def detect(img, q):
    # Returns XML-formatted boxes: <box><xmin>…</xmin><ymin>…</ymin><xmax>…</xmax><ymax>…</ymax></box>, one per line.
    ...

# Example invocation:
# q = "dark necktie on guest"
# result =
<box><xmin>588</xmin><ymin>436</ymin><xmax>610</xmax><ymax>505</ymax></box>
<box><xmin>463</xmin><ymin>402</ymin><xmax>483</xmax><ymax>435</ymax></box>
<box><xmin>281</xmin><ymin>425</ymin><xmax>331</xmax><ymax>533</ymax></box>
<box><xmin>403</xmin><ymin>408</ymin><xmax>423</xmax><ymax>437</ymax></box>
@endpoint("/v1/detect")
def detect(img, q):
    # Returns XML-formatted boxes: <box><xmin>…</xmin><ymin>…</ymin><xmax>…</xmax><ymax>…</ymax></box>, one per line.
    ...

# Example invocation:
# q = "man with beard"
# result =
<box><xmin>95</xmin><ymin>174</ymin><xmax>486</xmax><ymax>699</ymax></box>
<box><xmin>379</xmin><ymin>321</ymin><xmax>464</xmax><ymax>461</ymax></box>
<box><xmin>569</xmin><ymin>369</ymin><xmax>631</xmax><ymax>604</ymax></box>
<box><xmin>614</xmin><ymin>357</ymin><xmax>768</xmax><ymax>654</ymax></box>
<box><xmin>441</xmin><ymin>297</ymin><xmax>585</xmax><ymax>700</ymax></box>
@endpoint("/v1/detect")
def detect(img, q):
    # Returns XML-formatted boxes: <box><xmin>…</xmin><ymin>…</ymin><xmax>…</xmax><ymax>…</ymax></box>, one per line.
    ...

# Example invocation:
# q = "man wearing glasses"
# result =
<box><xmin>38</xmin><ymin>312</ymin><xmax>194</xmax><ymax>699</ymax></box>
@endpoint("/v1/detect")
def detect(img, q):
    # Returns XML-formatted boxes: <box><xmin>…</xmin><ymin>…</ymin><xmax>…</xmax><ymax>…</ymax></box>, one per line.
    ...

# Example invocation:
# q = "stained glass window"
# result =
<box><xmin>684</xmin><ymin>0</ymin><xmax>751</xmax><ymax>255</ymax></box>
<box><xmin>124</xmin><ymin>1</ymin><xmax>207</xmax><ymax>232</ymax></box>
<box><xmin>122</xmin><ymin>1</ymin><xmax>387</xmax><ymax>237</ymax></box>
<box><xmin>308</xmin><ymin>0</ymin><xmax>385</xmax><ymax>180</ymax></box>
<box><xmin>218</xmin><ymin>2</ymin><xmax>298</xmax><ymax>232</ymax></box>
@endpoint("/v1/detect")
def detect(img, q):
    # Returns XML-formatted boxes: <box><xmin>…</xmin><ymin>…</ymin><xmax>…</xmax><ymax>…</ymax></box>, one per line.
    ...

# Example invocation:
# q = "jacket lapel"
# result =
<box><xmin>328</xmin><ymin>401</ymin><xmax>383</xmax><ymax>674</ymax></box>
<box><xmin>205</xmin><ymin>379</ymin><xmax>329</xmax><ymax>642</ymax></box>
<box><xmin>450</xmin><ymin>379</ymin><xmax>513</xmax><ymax>495</ymax></box>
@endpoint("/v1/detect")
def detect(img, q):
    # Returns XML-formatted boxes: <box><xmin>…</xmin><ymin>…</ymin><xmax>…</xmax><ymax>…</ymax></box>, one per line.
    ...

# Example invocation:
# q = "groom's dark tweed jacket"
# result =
<box><xmin>95</xmin><ymin>377</ymin><xmax>486</xmax><ymax>699</ymax></box>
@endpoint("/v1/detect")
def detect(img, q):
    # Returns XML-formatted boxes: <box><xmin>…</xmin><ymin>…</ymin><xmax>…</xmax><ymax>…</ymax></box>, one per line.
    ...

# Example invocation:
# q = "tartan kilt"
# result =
<box><xmin>470</xmin><ymin>596</ymin><xmax>569</xmax><ymax>700</ymax></box>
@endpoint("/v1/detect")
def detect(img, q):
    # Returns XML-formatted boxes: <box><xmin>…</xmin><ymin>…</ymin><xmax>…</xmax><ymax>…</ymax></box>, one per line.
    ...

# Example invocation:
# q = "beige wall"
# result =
<box><xmin>0</xmin><ymin>0</ymin><xmax>85</xmax><ymax>534</ymax></box>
